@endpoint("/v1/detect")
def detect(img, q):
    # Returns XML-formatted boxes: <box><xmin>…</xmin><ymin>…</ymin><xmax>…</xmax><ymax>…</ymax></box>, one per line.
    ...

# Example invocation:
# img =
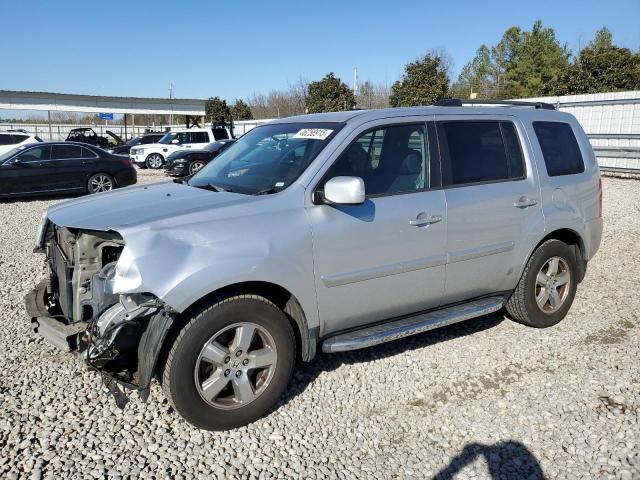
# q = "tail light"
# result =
<box><xmin>121</xmin><ymin>158</ymin><xmax>133</xmax><ymax>167</ymax></box>
<box><xmin>598</xmin><ymin>178</ymin><xmax>603</xmax><ymax>218</ymax></box>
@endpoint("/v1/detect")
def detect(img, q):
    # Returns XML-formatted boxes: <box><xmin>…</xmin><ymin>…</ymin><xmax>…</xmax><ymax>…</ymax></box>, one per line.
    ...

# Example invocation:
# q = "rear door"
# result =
<box><xmin>308</xmin><ymin>120</ymin><xmax>447</xmax><ymax>336</ymax></box>
<box><xmin>49</xmin><ymin>144</ymin><xmax>89</xmax><ymax>191</ymax></box>
<box><xmin>0</xmin><ymin>145</ymin><xmax>53</xmax><ymax>194</ymax></box>
<box><xmin>436</xmin><ymin>115</ymin><xmax>544</xmax><ymax>304</ymax></box>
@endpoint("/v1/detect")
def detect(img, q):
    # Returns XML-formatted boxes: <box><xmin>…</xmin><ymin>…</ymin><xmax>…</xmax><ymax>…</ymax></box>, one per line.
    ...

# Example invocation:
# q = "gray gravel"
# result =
<box><xmin>0</xmin><ymin>170</ymin><xmax>638</xmax><ymax>479</ymax></box>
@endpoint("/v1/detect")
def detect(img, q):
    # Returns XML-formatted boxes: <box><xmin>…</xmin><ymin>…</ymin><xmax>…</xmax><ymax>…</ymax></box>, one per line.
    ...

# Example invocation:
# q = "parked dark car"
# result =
<box><xmin>164</xmin><ymin>139</ymin><xmax>236</xmax><ymax>176</ymax></box>
<box><xmin>66</xmin><ymin>128</ymin><xmax>124</xmax><ymax>149</ymax></box>
<box><xmin>0</xmin><ymin>142</ymin><xmax>136</xmax><ymax>198</ymax></box>
<box><xmin>108</xmin><ymin>133</ymin><xmax>165</xmax><ymax>155</ymax></box>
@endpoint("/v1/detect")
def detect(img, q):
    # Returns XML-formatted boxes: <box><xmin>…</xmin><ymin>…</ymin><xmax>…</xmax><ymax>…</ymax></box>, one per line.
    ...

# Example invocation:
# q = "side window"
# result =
<box><xmin>18</xmin><ymin>146</ymin><xmax>51</xmax><ymax>162</ymax></box>
<box><xmin>437</xmin><ymin>121</ymin><xmax>525</xmax><ymax>186</ymax></box>
<box><xmin>0</xmin><ymin>135</ymin><xmax>13</xmax><ymax>146</ymax></box>
<box><xmin>192</xmin><ymin>132</ymin><xmax>210</xmax><ymax>143</ymax></box>
<box><xmin>533</xmin><ymin>121</ymin><xmax>585</xmax><ymax>176</ymax></box>
<box><xmin>177</xmin><ymin>132</ymin><xmax>191</xmax><ymax>144</ymax></box>
<box><xmin>52</xmin><ymin>145</ymin><xmax>83</xmax><ymax>159</ymax></box>
<box><xmin>12</xmin><ymin>134</ymin><xmax>29</xmax><ymax>144</ymax></box>
<box><xmin>81</xmin><ymin>147</ymin><xmax>97</xmax><ymax>159</ymax></box>
<box><xmin>325</xmin><ymin>124</ymin><xmax>428</xmax><ymax>196</ymax></box>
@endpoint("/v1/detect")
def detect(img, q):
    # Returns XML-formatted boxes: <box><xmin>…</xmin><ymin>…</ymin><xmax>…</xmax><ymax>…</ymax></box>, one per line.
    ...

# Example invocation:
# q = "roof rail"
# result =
<box><xmin>433</xmin><ymin>98</ymin><xmax>556</xmax><ymax>110</ymax></box>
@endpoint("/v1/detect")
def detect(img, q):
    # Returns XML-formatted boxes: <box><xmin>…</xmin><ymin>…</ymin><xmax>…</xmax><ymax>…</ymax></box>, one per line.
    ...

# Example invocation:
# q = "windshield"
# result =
<box><xmin>159</xmin><ymin>132</ymin><xmax>178</xmax><ymax>144</ymax></box>
<box><xmin>0</xmin><ymin>146</ymin><xmax>23</xmax><ymax>163</ymax></box>
<box><xmin>188</xmin><ymin>122</ymin><xmax>342</xmax><ymax>194</ymax></box>
<box><xmin>127</xmin><ymin>137</ymin><xmax>141</xmax><ymax>146</ymax></box>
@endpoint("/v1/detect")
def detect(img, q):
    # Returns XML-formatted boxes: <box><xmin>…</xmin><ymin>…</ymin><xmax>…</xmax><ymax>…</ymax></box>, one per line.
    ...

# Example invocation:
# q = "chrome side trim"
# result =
<box><xmin>320</xmin><ymin>254</ymin><xmax>447</xmax><ymax>288</ymax></box>
<box><xmin>447</xmin><ymin>241</ymin><xmax>515</xmax><ymax>264</ymax></box>
<box><xmin>322</xmin><ymin>296</ymin><xmax>504</xmax><ymax>353</ymax></box>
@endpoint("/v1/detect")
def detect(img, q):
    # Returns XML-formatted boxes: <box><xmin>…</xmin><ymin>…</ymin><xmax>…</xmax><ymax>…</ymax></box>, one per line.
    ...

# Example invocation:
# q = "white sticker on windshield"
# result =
<box><xmin>293</xmin><ymin>128</ymin><xmax>333</xmax><ymax>140</ymax></box>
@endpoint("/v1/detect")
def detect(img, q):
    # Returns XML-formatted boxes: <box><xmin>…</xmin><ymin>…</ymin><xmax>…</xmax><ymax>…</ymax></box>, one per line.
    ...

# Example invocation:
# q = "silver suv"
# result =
<box><xmin>26</xmin><ymin>100</ymin><xmax>603</xmax><ymax>430</ymax></box>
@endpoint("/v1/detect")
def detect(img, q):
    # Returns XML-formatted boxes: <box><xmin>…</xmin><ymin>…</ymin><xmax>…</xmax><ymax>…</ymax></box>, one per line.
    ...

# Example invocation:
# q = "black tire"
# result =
<box><xmin>145</xmin><ymin>153</ymin><xmax>164</xmax><ymax>169</ymax></box>
<box><xmin>162</xmin><ymin>295</ymin><xmax>296</xmax><ymax>430</ymax></box>
<box><xmin>87</xmin><ymin>172</ymin><xmax>114</xmax><ymax>194</ymax></box>
<box><xmin>506</xmin><ymin>239</ymin><xmax>578</xmax><ymax>328</ymax></box>
<box><xmin>189</xmin><ymin>160</ymin><xmax>206</xmax><ymax>175</ymax></box>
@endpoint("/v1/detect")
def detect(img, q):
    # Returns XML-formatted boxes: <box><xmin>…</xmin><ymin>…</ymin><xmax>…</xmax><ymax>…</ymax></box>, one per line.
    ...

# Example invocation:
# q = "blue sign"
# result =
<box><xmin>99</xmin><ymin>113</ymin><xmax>113</xmax><ymax>120</ymax></box>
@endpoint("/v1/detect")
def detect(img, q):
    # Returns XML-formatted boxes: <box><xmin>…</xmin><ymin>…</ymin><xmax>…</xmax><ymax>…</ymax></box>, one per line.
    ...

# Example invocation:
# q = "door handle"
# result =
<box><xmin>513</xmin><ymin>196</ymin><xmax>537</xmax><ymax>209</ymax></box>
<box><xmin>409</xmin><ymin>214</ymin><xmax>442</xmax><ymax>226</ymax></box>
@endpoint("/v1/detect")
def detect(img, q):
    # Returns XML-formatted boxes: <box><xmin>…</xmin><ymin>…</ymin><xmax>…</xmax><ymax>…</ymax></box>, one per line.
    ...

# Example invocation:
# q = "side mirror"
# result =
<box><xmin>11</xmin><ymin>157</ymin><xmax>23</xmax><ymax>165</ymax></box>
<box><xmin>171</xmin><ymin>139</ymin><xmax>180</xmax><ymax>144</ymax></box>
<box><xmin>322</xmin><ymin>176</ymin><xmax>365</xmax><ymax>205</ymax></box>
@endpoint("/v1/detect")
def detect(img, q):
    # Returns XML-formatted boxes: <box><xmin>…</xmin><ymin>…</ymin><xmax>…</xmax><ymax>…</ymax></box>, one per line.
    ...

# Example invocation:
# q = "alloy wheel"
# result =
<box><xmin>88</xmin><ymin>174</ymin><xmax>113</xmax><ymax>193</ymax></box>
<box><xmin>194</xmin><ymin>322</ymin><xmax>277</xmax><ymax>410</ymax></box>
<box><xmin>147</xmin><ymin>154</ymin><xmax>163</xmax><ymax>169</ymax></box>
<box><xmin>189</xmin><ymin>161</ymin><xmax>205</xmax><ymax>175</ymax></box>
<box><xmin>535</xmin><ymin>256</ymin><xmax>571</xmax><ymax>313</ymax></box>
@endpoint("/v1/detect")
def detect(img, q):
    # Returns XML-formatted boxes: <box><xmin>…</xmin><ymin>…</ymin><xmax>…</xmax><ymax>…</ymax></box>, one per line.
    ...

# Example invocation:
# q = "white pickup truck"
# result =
<box><xmin>130</xmin><ymin>127</ymin><xmax>232</xmax><ymax>169</ymax></box>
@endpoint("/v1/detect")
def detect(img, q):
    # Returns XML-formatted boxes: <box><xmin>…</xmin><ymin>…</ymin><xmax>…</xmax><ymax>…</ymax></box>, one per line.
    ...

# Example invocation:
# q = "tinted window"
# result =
<box><xmin>12</xmin><ymin>134</ymin><xmax>29</xmax><ymax>144</ymax></box>
<box><xmin>52</xmin><ymin>145</ymin><xmax>83</xmax><ymax>159</ymax></box>
<box><xmin>533</xmin><ymin>121</ymin><xmax>584</xmax><ymax>176</ymax></box>
<box><xmin>18</xmin><ymin>146</ymin><xmax>51</xmax><ymax>162</ymax></box>
<box><xmin>0</xmin><ymin>135</ymin><xmax>13</xmax><ymax>145</ymax></box>
<box><xmin>191</xmin><ymin>132</ymin><xmax>210</xmax><ymax>143</ymax></box>
<box><xmin>140</xmin><ymin>136</ymin><xmax>155</xmax><ymax>144</ymax></box>
<box><xmin>81</xmin><ymin>147</ymin><xmax>97</xmax><ymax>158</ymax></box>
<box><xmin>212</xmin><ymin>128</ymin><xmax>230</xmax><ymax>140</ymax></box>
<box><xmin>325</xmin><ymin>124</ymin><xmax>428</xmax><ymax>196</ymax></box>
<box><xmin>437</xmin><ymin>121</ymin><xmax>525</xmax><ymax>186</ymax></box>
<box><xmin>502</xmin><ymin>122</ymin><xmax>525</xmax><ymax>179</ymax></box>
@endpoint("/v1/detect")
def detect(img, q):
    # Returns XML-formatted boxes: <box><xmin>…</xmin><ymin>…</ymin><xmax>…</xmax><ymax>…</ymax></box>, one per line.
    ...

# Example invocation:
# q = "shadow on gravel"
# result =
<box><xmin>0</xmin><ymin>193</ymin><xmax>82</xmax><ymax>204</ymax></box>
<box><xmin>434</xmin><ymin>441</ymin><xmax>544</xmax><ymax>479</ymax></box>
<box><xmin>278</xmin><ymin>312</ymin><xmax>505</xmax><ymax>408</ymax></box>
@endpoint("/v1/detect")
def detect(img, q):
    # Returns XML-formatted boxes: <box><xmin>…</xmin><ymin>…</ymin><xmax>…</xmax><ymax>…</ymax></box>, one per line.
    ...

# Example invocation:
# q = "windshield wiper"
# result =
<box><xmin>194</xmin><ymin>183</ymin><xmax>232</xmax><ymax>192</ymax></box>
<box><xmin>253</xmin><ymin>186</ymin><xmax>280</xmax><ymax>196</ymax></box>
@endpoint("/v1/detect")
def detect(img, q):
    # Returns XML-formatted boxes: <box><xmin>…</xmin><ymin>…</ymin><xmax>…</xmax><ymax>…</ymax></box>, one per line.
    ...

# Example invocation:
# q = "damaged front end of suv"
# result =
<box><xmin>25</xmin><ymin>215</ymin><xmax>175</xmax><ymax>406</ymax></box>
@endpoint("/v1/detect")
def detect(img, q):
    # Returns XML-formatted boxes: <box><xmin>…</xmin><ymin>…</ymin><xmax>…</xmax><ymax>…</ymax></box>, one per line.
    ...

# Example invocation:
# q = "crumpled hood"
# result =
<box><xmin>46</xmin><ymin>181</ymin><xmax>253</xmax><ymax>232</ymax></box>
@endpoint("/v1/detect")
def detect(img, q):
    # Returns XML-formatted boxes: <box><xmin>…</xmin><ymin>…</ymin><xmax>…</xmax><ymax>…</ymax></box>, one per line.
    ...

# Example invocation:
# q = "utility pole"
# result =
<box><xmin>353</xmin><ymin>68</ymin><xmax>358</xmax><ymax>96</ymax></box>
<box><xmin>169</xmin><ymin>81</ymin><xmax>174</xmax><ymax>126</ymax></box>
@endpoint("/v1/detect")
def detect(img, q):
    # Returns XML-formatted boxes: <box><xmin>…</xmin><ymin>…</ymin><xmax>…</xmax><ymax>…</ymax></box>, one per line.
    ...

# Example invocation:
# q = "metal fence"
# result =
<box><xmin>0</xmin><ymin>119</ymin><xmax>275</xmax><ymax>142</ymax></box>
<box><xmin>519</xmin><ymin>91</ymin><xmax>640</xmax><ymax>173</ymax></box>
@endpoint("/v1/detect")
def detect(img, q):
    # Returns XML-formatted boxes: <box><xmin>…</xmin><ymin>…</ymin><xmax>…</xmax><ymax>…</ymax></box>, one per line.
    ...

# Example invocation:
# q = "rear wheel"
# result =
<box><xmin>87</xmin><ymin>172</ymin><xmax>114</xmax><ymax>194</ymax></box>
<box><xmin>189</xmin><ymin>160</ymin><xmax>206</xmax><ymax>175</ymax></box>
<box><xmin>506</xmin><ymin>239</ymin><xmax>577</xmax><ymax>328</ymax></box>
<box><xmin>145</xmin><ymin>153</ymin><xmax>164</xmax><ymax>169</ymax></box>
<box><xmin>163</xmin><ymin>295</ymin><xmax>296</xmax><ymax>430</ymax></box>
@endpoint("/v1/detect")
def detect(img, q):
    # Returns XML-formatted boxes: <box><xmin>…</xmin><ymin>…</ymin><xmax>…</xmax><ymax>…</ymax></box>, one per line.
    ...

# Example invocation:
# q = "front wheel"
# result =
<box><xmin>189</xmin><ymin>160</ymin><xmax>206</xmax><ymax>175</ymax></box>
<box><xmin>145</xmin><ymin>153</ymin><xmax>164</xmax><ymax>169</ymax></box>
<box><xmin>506</xmin><ymin>239</ymin><xmax>578</xmax><ymax>328</ymax></box>
<box><xmin>162</xmin><ymin>295</ymin><xmax>296</xmax><ymax>430</ymax></box>
<box><xmin>87</xmin><ymin>172</ymin><xmax>114</xmax><ymax>194</ymax></box>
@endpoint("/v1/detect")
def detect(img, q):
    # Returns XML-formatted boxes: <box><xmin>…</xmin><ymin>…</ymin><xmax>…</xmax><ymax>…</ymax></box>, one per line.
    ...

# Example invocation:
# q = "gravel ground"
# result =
<box><xmin>0</xmin><ymin>170</ymin><xmax>638</xmax><ymax>479</ymax></box>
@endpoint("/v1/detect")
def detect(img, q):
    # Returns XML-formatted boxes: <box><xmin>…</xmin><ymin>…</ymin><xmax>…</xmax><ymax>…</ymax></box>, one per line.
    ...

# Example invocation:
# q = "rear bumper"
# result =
<box><xmin>115</xmin><ymin>168</ymin><xmax>137</xmax><ymax>188</ymax></box>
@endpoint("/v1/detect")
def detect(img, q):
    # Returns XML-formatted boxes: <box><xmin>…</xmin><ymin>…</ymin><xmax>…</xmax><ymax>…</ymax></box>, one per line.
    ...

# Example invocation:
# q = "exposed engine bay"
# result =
<box><xmin>25</xmin><ymin>220</ymin><xmax>176</xmax><ymax>407</ymax></box>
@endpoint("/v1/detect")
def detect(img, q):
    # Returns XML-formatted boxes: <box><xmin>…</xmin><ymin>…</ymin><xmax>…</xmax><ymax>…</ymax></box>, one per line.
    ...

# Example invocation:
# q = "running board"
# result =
<box><xmin>322</xmin><ymin>296</ymin><xmax>505</xmax><ymax>353</ymax></box>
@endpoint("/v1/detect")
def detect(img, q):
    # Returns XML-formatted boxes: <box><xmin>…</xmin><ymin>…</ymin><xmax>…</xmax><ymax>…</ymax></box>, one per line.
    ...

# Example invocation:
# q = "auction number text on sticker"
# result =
<box><xmin>292</xmin><ymin>128</ymin><xmax>334</xmax><ymax>140</ymax></box>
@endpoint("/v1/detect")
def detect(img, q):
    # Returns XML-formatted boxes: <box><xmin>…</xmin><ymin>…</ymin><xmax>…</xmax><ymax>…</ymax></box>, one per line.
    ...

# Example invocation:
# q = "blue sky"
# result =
<box><xmin>1</xmin><ymin>0</ymin><xmax>639</xmax><ymax>103</ymax></box>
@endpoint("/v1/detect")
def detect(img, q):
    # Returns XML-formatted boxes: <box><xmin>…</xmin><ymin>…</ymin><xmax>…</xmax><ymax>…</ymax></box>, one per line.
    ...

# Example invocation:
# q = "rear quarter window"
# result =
<box><xmin>533</xmin><ymin>121</ymin><xmax>585</xmax><ymax>176</ymax></box>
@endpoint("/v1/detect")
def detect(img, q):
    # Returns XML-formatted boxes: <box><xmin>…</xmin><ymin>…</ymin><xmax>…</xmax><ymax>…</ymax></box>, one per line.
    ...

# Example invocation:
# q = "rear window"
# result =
<box><xmin>437</xmin><ymin>121</ymin><xmax>526</xmax><ymax>186</ymax></box>
<box><xmin>212</xmin><ymin>128</ymin><xmax>230</xmax><ymax>140</ymax></box>
<box><xmin>533</xmin><ymin>121</ymin><xmax>585</xmax><ymax>176</ymax></box>
<box><xmin>12</xmin><ymin>134</ymin><xmax>29</xmax><ymax>143</ymax></box>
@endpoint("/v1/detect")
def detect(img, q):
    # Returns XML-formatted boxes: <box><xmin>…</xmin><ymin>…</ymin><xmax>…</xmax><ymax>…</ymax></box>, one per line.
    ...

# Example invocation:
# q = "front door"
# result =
<box><xmin>308</xmin><ymin>122</ymin><xmax>447</xmax><ymax>336</ymax></box>
<box><xmin>435</xmin><ymin>117</ymin><xmax>545</xmax><ymax>304</ymax></box>
<box><xmin>0</xmin><ymin>145</ymin><xmax>53</xmax><ymax>195</ymax></box>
